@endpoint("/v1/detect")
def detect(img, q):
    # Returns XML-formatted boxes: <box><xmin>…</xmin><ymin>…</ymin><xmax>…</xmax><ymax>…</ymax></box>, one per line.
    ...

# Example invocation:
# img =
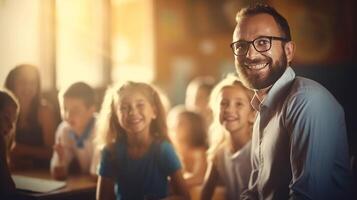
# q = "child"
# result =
<box><xmin>5</xmin><ymin>64</ymin><xmax>57</xmax><ymax>169</ymax></box>
<box><xmin>95</xmin><ymin>81</ymin><xmax>190</xmax><ymax>200</ymax></box>
<box><xmin>167</xmin><ymin>105</ymin><xmax>208</xmax><ymax>187</ymax></box>
<box><xmin>0</xmin><ymin>89</ymin><xmax>19</xmax><ymax>197</ymax></box>
<box><xmin>50</xmin><ymin>82</ymin><xmax>97</xmax><ymax>180</ymax></box>
<box><xmin>185</xmin><ymin>76</ymin><xmax>215</xmax><ymax>130</ymax></box>
<box><xmin>201</xmin><ymin>75</ymin><xmax>255</xmax><ymax>200</ymax></box>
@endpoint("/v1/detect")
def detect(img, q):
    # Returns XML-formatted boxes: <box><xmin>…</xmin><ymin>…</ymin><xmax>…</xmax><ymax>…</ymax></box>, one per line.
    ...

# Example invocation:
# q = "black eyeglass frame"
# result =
<box><xmin>230</xmin><ymin>36</ymin><xmax>289</xmax><ymax>56</ymax></box>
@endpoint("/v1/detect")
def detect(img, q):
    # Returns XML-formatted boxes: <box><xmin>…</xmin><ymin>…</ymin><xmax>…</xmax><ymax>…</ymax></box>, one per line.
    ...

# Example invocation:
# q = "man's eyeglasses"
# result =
<box><xmin>230</xmin><ymin>36</ymin><xmax>289</xmax><ymax>56</ymax></box>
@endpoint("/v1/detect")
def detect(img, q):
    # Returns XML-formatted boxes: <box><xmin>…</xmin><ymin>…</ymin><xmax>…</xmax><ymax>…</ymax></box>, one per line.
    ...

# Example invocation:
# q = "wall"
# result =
<box><xmin>0</xmin><ymin>0</ymin><xmax>55</xmax><ymax>90</ymax></box>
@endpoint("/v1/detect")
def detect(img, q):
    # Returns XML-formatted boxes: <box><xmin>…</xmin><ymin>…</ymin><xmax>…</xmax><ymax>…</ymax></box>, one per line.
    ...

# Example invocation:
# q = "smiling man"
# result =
<box><xmin>231</xmin><ymin>4</ymin><xmax>352</xmax><ymax>200</ymax></box>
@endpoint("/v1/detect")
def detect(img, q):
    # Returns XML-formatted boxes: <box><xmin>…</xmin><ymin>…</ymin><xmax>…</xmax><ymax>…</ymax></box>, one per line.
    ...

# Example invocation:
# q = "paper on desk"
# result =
<box><xmin>12</xmin><ymin>175</ymin><xmax>66</xmax><ymax>193</ymax></box>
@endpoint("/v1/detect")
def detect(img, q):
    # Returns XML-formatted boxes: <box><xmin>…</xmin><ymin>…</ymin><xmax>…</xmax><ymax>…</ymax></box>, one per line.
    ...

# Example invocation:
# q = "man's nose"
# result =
<box><xmin>245</xmin><ymin>44</ymin><xmax>260</xmax><ymax>59</ymax></box>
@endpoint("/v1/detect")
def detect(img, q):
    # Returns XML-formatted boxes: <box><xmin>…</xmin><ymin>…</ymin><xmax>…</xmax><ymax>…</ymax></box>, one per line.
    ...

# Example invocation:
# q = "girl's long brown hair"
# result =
<box><xmin>4</xmin><ymin>64</ymin><xmax>41</xmax><ymax>127</ymax></box>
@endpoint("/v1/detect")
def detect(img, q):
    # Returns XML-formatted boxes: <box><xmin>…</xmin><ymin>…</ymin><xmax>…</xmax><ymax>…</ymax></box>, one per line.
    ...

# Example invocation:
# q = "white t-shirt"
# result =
<box><xmin>214</xmin><ymin>141</ymin><xmax>252</xmax><ymax>200</ymax></box>
<box><xmin>50</xmin><ymin>118</ymin><xmax>98</xmax><ymax>175</ymax></box>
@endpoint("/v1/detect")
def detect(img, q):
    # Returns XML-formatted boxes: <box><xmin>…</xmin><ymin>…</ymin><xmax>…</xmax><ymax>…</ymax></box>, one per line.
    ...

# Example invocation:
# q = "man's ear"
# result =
<box><xmin>284</xmin><ymin>41</ymin><xmax>295</xmax><ymax>63</ymax></box>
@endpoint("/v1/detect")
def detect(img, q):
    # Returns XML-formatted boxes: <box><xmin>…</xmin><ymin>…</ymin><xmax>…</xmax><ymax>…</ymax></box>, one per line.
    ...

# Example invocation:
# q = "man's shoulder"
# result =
<box><xmin>289</xmin><ymin>76</ymin><xmax>337</xmax><ymax>101</ymax></box>
<box><xmin>292</xmin><ymin>76</ymin><xmax>326</xmax><ymax>92</ymax></box>
<box><xmin>286</xmin><ymin>76</ymin><xmax>343</xmax><ymax>112</ymax></box>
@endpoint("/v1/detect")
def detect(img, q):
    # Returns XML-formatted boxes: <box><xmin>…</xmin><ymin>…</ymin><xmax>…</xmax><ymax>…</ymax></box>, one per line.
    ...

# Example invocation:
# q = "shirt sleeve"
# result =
<box><xmin>158</xmin><ymin>141</ymin><xmax>182</xmax><ymax>176</ymax></box>
<box><xmin>98</xmin><ymin>146</ymin><xmax>117</xmax><ymax>178</ymax></box>
<box><xmin>286</xmin><ymin>88</ymin><xmax>352</xmax><ymax>199</ymax></box>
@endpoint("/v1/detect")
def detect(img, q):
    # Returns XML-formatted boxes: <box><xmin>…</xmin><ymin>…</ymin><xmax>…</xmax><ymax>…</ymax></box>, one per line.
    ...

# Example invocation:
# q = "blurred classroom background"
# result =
<box><xmin>0</xmin><ymin>0</ymin><xmax>356</xmax><ymax>167</ymax></box>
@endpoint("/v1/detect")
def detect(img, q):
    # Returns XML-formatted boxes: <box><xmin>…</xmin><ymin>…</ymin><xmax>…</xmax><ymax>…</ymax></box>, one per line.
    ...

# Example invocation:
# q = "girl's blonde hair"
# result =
<box><xmin>95</xmin><ymin>81</ymin><xmax>169</xmax><ymax>150</ymax></box>
<box><xmin>207</xmin><ymin>74</ymin><xmax>254</xmax><ymax>161</ymax></box>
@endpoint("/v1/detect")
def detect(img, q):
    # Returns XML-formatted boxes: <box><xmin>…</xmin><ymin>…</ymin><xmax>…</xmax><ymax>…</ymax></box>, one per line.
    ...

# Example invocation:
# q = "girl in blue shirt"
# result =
<box><xmin>95</xmin><ymin>81</ymin><xmax>190</xmax><ymax>200</ymax></box>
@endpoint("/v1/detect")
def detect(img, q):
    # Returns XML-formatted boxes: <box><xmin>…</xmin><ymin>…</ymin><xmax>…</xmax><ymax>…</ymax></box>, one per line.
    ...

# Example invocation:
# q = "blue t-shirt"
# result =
<box><xmin>98</xmin><ymin>140</ymin><xmax>181</xmax><ymax>200</ymax></box>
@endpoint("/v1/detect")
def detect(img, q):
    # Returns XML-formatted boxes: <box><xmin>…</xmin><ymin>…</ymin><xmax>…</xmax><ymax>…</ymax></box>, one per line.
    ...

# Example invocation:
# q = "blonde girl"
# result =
<box><xmin>95</xmin><ymin>81</ymin><xmax>190</xmax><ymax>200</ymax></box>
<box><xmin>201</xmin><ymin>75</ymin><xmax>255</xmax><ymax>200</ymax></box>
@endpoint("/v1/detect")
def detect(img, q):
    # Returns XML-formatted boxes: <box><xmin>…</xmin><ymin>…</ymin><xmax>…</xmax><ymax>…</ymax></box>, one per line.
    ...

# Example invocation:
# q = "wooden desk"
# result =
<box><xmin>189</xmin><ymin>185</ymin><xmax>225</xmax><ymax>200</ymax></box>
<box><xmin>12</xmin><ymin>170</ymin><xmax>97</xmax><ymax>200</ymax></box>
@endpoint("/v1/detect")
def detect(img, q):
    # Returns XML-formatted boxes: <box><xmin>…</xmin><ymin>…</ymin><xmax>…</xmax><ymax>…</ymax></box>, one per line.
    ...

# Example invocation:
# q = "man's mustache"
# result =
<box><xmin>243</xmin><ymin>58</ymin><xmax>271</xmax><ymax>66</ymax></box>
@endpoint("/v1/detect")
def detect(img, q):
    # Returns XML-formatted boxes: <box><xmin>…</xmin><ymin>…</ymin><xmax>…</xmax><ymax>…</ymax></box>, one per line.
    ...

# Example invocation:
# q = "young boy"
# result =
<box><xmin>50</xmin><ymin>82</ymin><xmax>97</xmax><ymax>180</ymax></box>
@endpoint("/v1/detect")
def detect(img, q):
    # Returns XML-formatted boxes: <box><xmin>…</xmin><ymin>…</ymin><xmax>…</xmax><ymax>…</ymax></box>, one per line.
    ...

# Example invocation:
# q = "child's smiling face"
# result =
<box><xmin>218</xmin><ymin>84</ymin><xmax>254</xmax><ymax>134</ymax></box>
<box><xmin>117</xmin><ymin>90</ymin><xmax>157</xmax><ymax>136</ymax></box>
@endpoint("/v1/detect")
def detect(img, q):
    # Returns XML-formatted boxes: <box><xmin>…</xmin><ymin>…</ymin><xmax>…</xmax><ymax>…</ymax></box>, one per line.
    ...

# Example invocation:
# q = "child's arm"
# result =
<box><xmin>50</xmin><ymin>142</ymin><xmax>68</xmax><ymax>180</ymax></box>
<box><xmin>50</xmin><ymin>126</ymin><xmax>73</xmax><ymax>180</ymax></box>
<box><xmin>184</xmin><ymin>149</ymin><xmax>207</xmax><ymax>187</ymax></box>
<box><xmin>96</xmin><ymin>176</ymin><xmax>116</xmax><ymax>200</ymax></box>
<box><xmin>200</xmin><ymin>162</ymin><xmax>219</xmax><ymax>200</ymax></box>
<box><xmin>166</xmin><ymin>169</ymin><xmax>191</xmax><ymax>200</ymax></box>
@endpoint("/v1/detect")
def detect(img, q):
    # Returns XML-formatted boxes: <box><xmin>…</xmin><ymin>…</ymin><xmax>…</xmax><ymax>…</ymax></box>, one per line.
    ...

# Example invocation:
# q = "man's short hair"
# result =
<box><xmin>236</xmin><ymin>4</ymin><xmax>292</xmax><ymax>41</ymax></box>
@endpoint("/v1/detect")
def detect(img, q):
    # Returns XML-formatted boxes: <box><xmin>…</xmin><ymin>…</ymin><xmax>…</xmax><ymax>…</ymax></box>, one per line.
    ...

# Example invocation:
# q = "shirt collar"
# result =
<box><xmin>250</xmin><ymin>67</ymin><xmax>296</xmax><ymax>112</ymax></box>
<box><xmin>230</xmin><ymin>141</ymin><xmax>251</xmax><ymax>161</ymax></box>
<box><xmin>251</xmin><ymin>93</ymin><xmax>263</xmax><ymax>112</ymax></box>
<box><xmin>69</xmin><ymin>117</ymin><xmax>95</xmax><ymax>148</ymax></box>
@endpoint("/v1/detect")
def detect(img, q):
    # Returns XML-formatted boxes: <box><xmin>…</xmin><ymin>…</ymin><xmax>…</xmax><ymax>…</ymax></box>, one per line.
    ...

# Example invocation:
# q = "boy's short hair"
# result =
<box><xmin>61</xmin><ymin>82</ymin><xmax>96</xmax><ymax>107</ymax></box>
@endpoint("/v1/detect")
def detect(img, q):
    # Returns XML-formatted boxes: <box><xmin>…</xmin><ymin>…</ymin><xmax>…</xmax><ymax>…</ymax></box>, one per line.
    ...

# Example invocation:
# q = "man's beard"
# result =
<box><xmin>235</xmin><ymin>52</ymin><xmax>288</xmax><ymax>90</ymax></box>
